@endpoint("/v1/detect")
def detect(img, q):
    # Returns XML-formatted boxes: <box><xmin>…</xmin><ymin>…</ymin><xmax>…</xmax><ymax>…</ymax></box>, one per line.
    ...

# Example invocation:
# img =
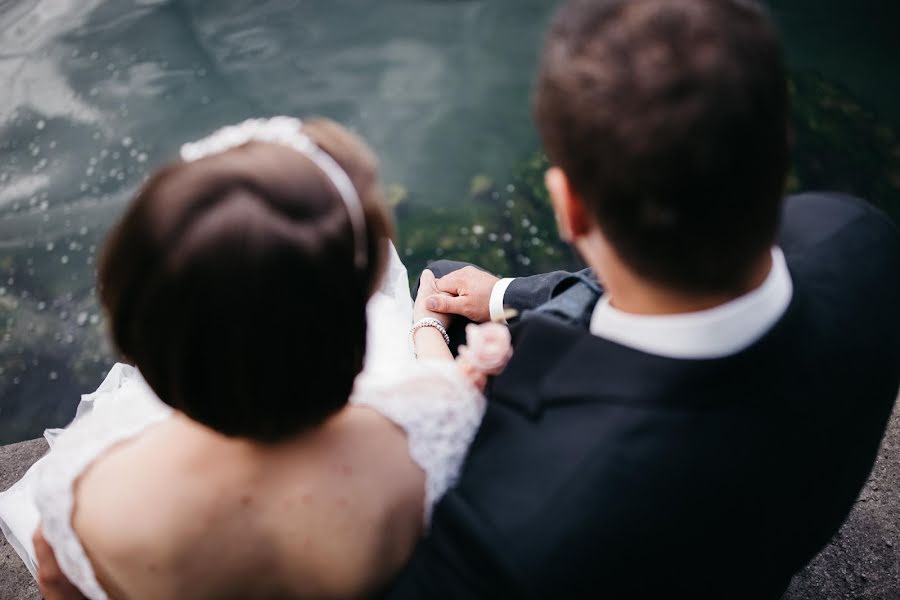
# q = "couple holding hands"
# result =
<box><xmin>1</xmin><ymin>1</ymin><xmax>898</xmax><ymax>599</ymax></box>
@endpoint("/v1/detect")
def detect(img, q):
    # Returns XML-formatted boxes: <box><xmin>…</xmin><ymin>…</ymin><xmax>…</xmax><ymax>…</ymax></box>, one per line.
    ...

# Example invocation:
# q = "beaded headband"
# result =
<box><xmin>180</xmin><ymin>116</ymin><xmax>368</xmax><ymax>270</ymax></box>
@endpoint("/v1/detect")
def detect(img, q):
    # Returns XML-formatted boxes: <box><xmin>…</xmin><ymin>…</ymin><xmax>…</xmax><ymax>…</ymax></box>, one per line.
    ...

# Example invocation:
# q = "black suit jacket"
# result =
<box><xmin>390</xmin><ymin>193</ymin><xmax>900</xmax><ymax>599</ymax></box>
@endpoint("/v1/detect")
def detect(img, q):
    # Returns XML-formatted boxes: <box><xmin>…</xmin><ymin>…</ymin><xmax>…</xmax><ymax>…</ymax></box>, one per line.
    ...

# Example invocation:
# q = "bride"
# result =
<box><xmin>0</xmin><ymin>117</ymin><xmax>509</xmax><ymax>599</ymax></box>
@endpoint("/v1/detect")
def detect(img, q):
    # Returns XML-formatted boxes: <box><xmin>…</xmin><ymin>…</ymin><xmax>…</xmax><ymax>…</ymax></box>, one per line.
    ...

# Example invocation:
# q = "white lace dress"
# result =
<box><xmin>0</xmin><ymin>245</ymin><xmax>485</xmax><ymax>600</ymax></box>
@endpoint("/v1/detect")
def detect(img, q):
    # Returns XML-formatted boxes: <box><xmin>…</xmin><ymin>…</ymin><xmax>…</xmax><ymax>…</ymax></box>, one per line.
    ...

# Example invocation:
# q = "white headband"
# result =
<box><xmin>180</xmin><ymin>116</ymin><xmax>368</xmax><ymax>270</ymax></box>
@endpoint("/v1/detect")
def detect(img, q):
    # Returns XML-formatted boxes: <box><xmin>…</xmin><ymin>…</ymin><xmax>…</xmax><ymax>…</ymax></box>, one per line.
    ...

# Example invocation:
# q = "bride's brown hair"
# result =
<box><xmin>98</xmin><ymin>119</ymin><xmax>392</xmax><ymax>442</ymax></box>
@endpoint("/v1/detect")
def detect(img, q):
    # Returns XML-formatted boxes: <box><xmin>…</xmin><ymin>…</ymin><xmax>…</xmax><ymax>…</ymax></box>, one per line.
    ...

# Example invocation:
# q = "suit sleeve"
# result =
<box><xmin>503</xmin><ymin>269</ymin><xmax>593</xmax><ymax>314</ymax></box>
<box><xmin>422</xmin><ymin>261</ymin><xmax>593</xmax><ymax>318</ymax></box>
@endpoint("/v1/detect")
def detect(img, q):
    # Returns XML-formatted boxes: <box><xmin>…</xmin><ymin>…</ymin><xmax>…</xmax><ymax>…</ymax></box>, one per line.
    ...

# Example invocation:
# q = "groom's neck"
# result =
<box><xmin>591</xmin><ymin>248</ymin><xmax>773</xmax><ymax>316</ymax></box>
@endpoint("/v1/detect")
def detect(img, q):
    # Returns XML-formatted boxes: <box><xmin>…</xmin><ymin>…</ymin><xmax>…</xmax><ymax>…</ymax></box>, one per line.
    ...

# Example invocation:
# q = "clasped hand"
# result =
<box><xmin>413</xmin><ymin>266</ymin><xmax>499</xmax><ymax>325</ymax></box>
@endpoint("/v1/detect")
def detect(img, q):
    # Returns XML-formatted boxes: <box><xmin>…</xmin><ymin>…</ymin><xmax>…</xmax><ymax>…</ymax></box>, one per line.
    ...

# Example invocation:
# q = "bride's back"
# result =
<box><xmin>73</xmin><ymin>407</ymin><xmax>423</xmax><ymax>599</ymax></box>
<box><xmin>66</xmin><ymin>118</ymin><xmax>420</xmax><ymax>599</ymax></box>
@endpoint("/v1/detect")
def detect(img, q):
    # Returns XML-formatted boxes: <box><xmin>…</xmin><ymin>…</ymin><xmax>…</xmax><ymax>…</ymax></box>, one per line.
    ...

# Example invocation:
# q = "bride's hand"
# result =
<box><xmin>33</xmin><ymin>527</ymin><xmax>86</xmax><ymax>600</ymax></box>
<box><xmin>414</xmin><ymin>270</ymin><xmax>453</xmax><ymax>327</ymax></box>
<box><xmin>456</xmin><ymin>322</ymin><xmax>513</xmax><ymax>391</ymax></box>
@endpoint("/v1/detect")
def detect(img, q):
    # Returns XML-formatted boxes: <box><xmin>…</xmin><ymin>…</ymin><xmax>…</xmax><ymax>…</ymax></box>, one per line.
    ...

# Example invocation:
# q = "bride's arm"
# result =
<box><xmin>412</xmin><ymin>272</ymin><xmax>513</xmax><ymax>387</ymax></box>
<box><xmin>412</xmin><ymin>327</ymin><xmax>453</xmax><ymax>361</ymax></box>
<box><xmin>33</xmin><ymin>528</ymin><xmax>86</xmax><ymax>600</ymax></box>
<box><xmin>412</xmin><ymin>270</ymin><xmax>453</xmax><ymax>361</ymax></box>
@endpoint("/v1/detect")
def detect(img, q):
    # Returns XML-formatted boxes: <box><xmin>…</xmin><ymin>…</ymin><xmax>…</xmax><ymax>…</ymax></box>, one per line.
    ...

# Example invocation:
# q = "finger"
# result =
<box><xmin>420</xmin><ymin>269</ymin><xmax>439</xmax><ymax>292</ymax></box>
<box><xmin>414</xmin><ymin>270</ymin><xmax>436</xmax><ymax>301</ymax></box>
<box><xmin>426</xmin><ymin>293</ymin><xmax>468</xmax><ymax>315</ymax></box>
<box><xmin>435</xmin><ymin>270</ymin><xmax>465</xmax><ymax>295</ymax></box>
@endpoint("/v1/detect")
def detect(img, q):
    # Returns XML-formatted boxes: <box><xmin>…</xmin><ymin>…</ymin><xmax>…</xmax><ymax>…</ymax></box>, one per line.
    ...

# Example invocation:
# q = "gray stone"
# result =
<box><xmin>782</xmin><ymin>403</ymin><xmax>900</xmax><ymax>600</ymax></box>
<box><xmin>0</xmin><ymin>407</ymin><xmax>897</xmax><ymax>599</ymax></box>
<box><xmin>0</xmin><ymin>438</ymin><xmax>46</xmax><ymax>600</ymax></box>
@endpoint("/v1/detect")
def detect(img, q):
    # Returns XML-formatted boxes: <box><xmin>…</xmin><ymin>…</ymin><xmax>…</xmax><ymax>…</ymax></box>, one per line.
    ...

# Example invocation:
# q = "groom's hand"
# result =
<box><xmin>33</xmin><ymin>527</ymin><xmax>85</xmax><ymax>600</ymax></box>
<box><xmin>428</xmin><ymin>266</ymin><xmax>499</xmax><ymax>323</ymax></box>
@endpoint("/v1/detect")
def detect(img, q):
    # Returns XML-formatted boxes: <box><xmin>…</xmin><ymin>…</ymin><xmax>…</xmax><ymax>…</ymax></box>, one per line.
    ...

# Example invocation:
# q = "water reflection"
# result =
<box><xmin>0</xmin><ymin>0</ymin><xmax>556</xmax><ymax>442</ymax></box>
<box><xmin>1</xmin><ymin>0</ymin><xmax>899</xmax><ymax>443</ymax></box>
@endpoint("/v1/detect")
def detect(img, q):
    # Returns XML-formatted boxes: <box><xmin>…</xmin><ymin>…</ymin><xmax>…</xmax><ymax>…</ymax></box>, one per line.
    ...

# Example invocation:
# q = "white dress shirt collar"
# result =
<box><xmin>589</xmin><ymin>247</ymin><xmax>793</xmax><ymax>359</ymax></box>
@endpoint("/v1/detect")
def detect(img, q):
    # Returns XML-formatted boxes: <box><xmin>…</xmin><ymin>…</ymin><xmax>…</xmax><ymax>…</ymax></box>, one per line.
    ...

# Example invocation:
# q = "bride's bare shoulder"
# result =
<box><xmin>71</xmin><ymin>415</ymin><xmax>300</xmax><ymax>595</ymax></box>
<box><xmin>75</xmin><ymin>420</ymin><xmax>203</xmax><ymax>520</ymax></box>
<box><xmin>262</xmin><ymin>408</ymin><xmax>425</xmax><ymax>596</ymax></box>
<box><xmin>301</xmin><ymin>406</ymin><xmax>425</xmax><ymax>505</ymax></box>
<box><xmin>70</xmin><ymin>408</ymin><xmax>425</xmax><ymax>597</ymax></box>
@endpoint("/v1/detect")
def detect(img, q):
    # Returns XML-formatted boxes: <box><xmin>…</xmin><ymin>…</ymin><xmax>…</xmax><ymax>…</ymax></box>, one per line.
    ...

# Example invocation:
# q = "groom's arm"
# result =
<box><xmin>501</xmin><ymin>270</ymin><xmax>593</xmax><ymax>321</ymax></box>
<box><xmin>425</xmin><ymin>260</ymin><xmax>592</xmax><ymax>324</ymax></box>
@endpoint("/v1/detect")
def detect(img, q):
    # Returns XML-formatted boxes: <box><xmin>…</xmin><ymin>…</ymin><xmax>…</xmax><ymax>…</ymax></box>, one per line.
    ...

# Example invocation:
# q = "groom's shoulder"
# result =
<box><xmin>780</xmin><ymin>192</ymin><xmax>900</xmax><ymax>312</ymax></box>
<box><xmin>780</xmin><ymin>192</ymin><xmax>899</xmax><ymax>263</ymax></box>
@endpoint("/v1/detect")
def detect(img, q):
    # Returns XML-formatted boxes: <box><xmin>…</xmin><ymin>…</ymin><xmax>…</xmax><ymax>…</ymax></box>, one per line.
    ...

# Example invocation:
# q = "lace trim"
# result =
<box><xmin>34</xmin><ymin>364</ymin><xmax>172</xmax><ymax>600</ymax></box>
<box><xmin>351</xmin><ymin>360</ymin><xmax>485</xmax><ymax>525</ymax></box>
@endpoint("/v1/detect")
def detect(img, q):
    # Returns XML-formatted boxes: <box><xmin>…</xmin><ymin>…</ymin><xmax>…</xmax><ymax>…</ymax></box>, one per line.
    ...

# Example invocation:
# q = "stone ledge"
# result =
<box><xmin>1</xmin><ymin>438</ymin><xmax>46</xmax><ymax>600</ymax></box>
<box><xmin>782</xmin><ymin>402</ymin><xmax>899</xmax><ymax>600</ymax></box>
<box><xmin>0</xmin><ymin>407</ymin><xmax>896</xmax><ymax>599</ymax></box>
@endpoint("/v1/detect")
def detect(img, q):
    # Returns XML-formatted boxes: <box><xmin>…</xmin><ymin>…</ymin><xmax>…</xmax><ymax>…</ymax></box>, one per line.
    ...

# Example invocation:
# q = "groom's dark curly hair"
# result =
<box><xmin>535</xmin><ymin>0</ymin><xmax>790</xmax><ymax>294</ymax></box>
<box><xmin>97</xmin><ymin>119</ymin><xmax>392</xmax><ymax>443</ymax></box>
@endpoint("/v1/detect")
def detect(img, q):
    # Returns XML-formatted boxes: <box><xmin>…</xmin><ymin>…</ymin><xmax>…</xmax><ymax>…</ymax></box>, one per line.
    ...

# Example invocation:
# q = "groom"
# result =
<box><xmin>390</xmin><ymin>0</ymin><xmax>900</xmax><ymax>598</ymax></box>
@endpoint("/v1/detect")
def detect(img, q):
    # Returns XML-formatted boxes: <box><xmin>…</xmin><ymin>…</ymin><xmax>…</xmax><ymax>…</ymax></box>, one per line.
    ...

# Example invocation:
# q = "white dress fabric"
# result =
<box><xmin>0</xmin><ymin>244</ymin><xmax>485</xmax><ymax>599</ymax></box>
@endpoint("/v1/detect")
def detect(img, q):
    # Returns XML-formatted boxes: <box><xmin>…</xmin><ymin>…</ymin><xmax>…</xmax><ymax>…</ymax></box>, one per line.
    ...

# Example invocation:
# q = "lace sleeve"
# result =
<box><xmin>34</xmin><ymin>364</ymin><xmax>172</xmax><ymax>600</ymax></box>
<box><xmin>350</xmin><ymin>360</ymin><xmax>486</xmax><ymax>525</ymax></box>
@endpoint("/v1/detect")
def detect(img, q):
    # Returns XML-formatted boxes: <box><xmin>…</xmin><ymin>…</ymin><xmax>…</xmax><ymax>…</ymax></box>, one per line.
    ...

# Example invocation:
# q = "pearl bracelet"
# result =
<box><xmin>410</xmin><ymin>317</ymin><xmax>451</xmax><ymax>352</ymax></box>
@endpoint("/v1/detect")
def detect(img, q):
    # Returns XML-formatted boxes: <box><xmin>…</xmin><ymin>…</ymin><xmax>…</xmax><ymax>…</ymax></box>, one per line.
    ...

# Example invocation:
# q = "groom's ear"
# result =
<box><xmin>545</xmin><ymin>167</ymin><xmax>592</xmax><ymax>242</ymax></box>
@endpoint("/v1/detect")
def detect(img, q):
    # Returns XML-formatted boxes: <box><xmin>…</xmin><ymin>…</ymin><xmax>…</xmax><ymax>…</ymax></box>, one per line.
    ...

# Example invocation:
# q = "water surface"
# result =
<box><xmin>1</xmin><ymin>0</ymin><xmax>899</xmax><ymax>443</ymax></box>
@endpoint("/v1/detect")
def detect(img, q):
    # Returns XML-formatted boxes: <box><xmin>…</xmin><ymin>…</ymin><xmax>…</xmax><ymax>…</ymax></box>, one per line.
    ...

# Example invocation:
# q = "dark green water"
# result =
<box><xmin>1</xmin><ymin>0</ymin><xmax>899</xmax><ymax>444</ymax></box>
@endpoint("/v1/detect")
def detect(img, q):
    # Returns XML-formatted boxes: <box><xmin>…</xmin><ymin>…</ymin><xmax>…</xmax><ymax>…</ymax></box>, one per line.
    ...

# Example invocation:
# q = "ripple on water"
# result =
<box><xmin>2</xmin><ymin>0</ymin><xmax>898</xmax><ymax>446</ymax></box>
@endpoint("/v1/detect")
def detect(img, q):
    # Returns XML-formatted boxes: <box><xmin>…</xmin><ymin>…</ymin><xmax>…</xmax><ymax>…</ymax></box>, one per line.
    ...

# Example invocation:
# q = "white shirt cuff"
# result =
<box><xmin>489</xmin><ymin>278</ymin><xmax>516</xmax><ymax>324</ymax></box>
